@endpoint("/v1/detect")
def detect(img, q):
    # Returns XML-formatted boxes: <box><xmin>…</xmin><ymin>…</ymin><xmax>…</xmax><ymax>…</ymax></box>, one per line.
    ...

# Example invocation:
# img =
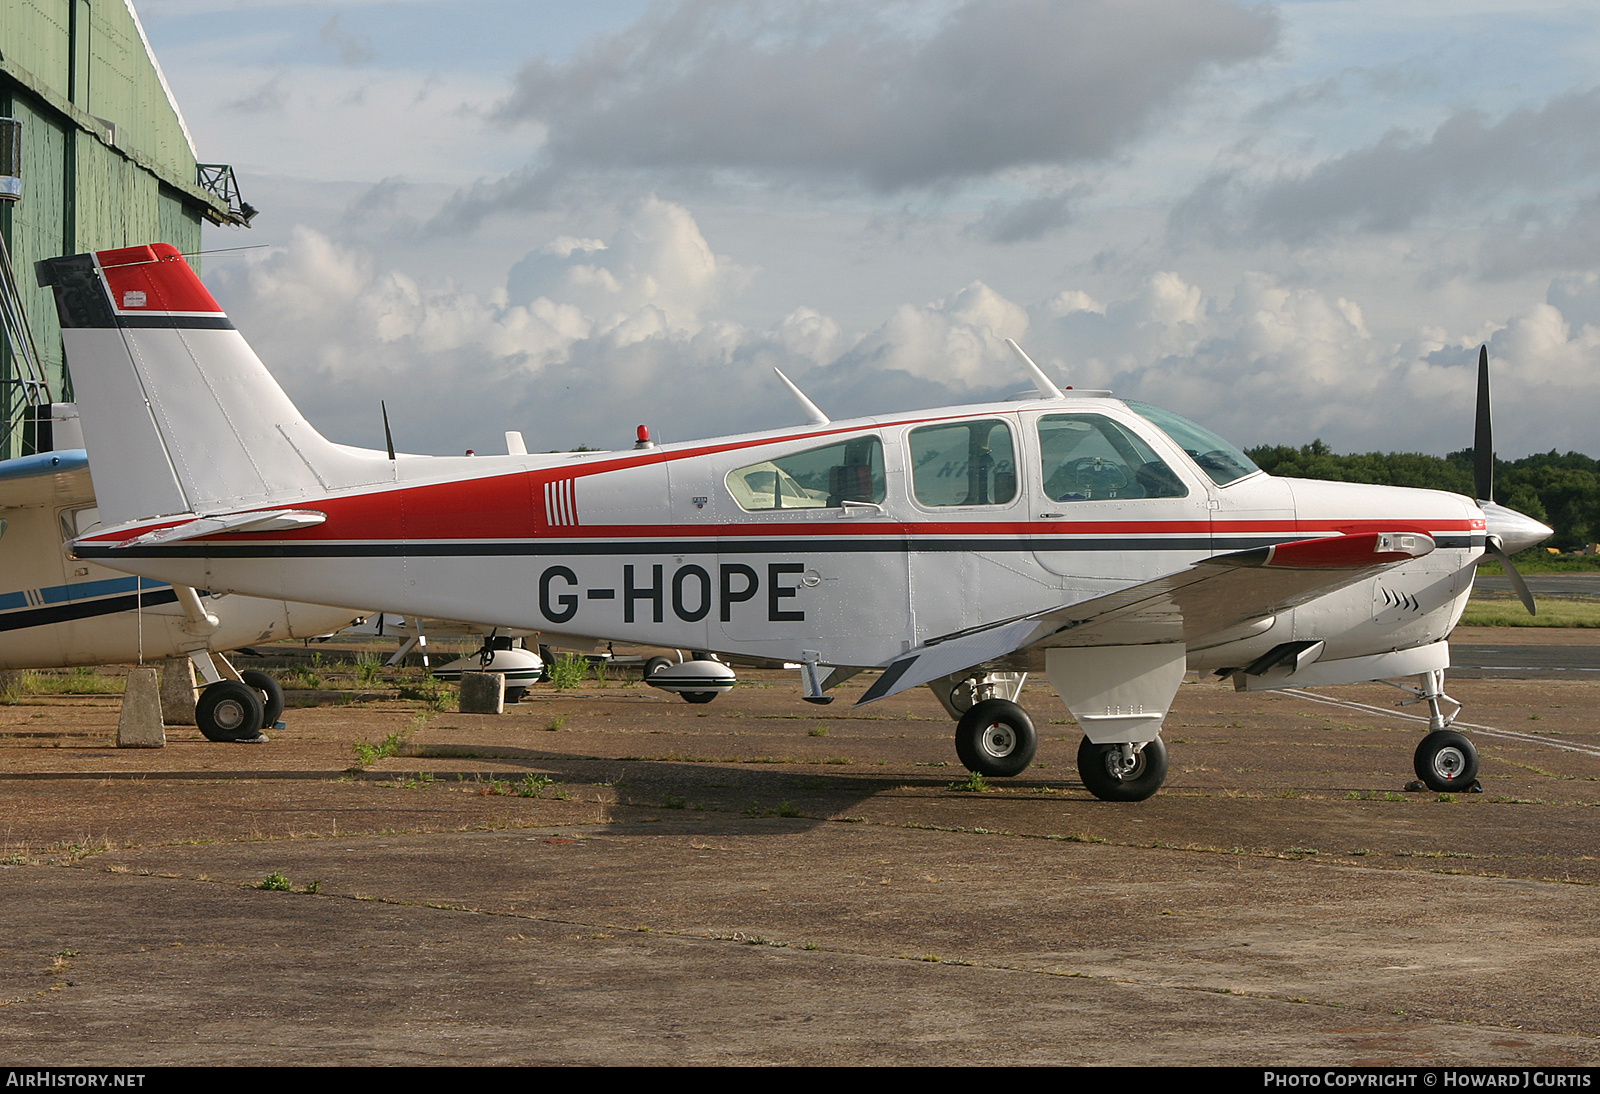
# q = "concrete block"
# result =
<box><xmin>160</xmin><ymin>658</ymin><xmax>197</xmax><ymax>725</ymax></box>
<box><xmin>118</xmin><ymin>667</ymin><xmax>166</xmax><ymax>748</ymax></box>
<box><xmin>459</xmin><ymin>671</ymin><xmax>504</xmax><ymax>715</ymax></box>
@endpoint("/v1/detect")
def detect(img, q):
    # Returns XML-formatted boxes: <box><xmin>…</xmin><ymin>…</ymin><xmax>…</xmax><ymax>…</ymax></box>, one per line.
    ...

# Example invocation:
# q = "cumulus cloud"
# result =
<box><xmin>1173</xmin><ymin>86</ymin><xmax>1600</xmax><ymax>245</ymax></box>
<box><xmin>434</xmin><ymin>0</ymin><xmax>1275</xmax><ymax>229</ymax></box>
<box><xmin>208</xmin><ymin>199</ymin><xmax>1598</xmax><ymax>463</ymax></box>
<box><xmin>504</xmin><ymin>196</ymin><xmax>751</xmax><ymax>334</ymax></box>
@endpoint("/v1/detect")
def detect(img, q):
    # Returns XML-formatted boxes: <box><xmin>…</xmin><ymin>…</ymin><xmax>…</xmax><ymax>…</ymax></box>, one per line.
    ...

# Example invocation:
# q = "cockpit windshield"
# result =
<box><xmin>1125</xmin><ymin>401</ymin><xmax>1260</xmax><ymax>487</ymax></box>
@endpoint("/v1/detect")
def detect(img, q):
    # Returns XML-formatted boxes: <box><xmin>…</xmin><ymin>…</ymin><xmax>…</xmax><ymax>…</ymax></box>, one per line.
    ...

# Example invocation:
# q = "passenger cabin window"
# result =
<box><xmin>59</xmin><ymin>506</ymin><xmax>100</xmax><ymax>542</ymax></box>
<box><xmin>1037</xmin><ymin>414</ymin><xmax>1187</xmax><ymax>502</ymax></box>
<box><xmin>909</xmin><ymin>419</ymin><xmax>1017</xmax><ymax>507</ymax></box>
<box><xmin>726</xmin><ymin>435</ymin><xmax>885</xmax><ymax>512</ymax></box>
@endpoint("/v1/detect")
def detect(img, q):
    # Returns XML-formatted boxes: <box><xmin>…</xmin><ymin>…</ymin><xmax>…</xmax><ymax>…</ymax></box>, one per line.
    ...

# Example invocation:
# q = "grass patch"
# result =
<box><xmin>1459</xmin><ymin>599</ymin><xmax>1600</xmax><ymax>628</ymax></box>
<box><xmin>1487</xmin><ymin>552</ymin><xmax>1600</xmax><ymax>574</ymax></box>
<box><xmin>397</xmin><ymin>678</ymin><xmax>454</xmax><ymax>708</ymax></box>
<box><xmin>949</xmin><ymin>772</ymin><xmax>988</xmax><ymax>793</ymax></box>
<box><xmin>0</xmin><ymin>667</ymin><xmax>124</xmax><ymax>703</ymax></box>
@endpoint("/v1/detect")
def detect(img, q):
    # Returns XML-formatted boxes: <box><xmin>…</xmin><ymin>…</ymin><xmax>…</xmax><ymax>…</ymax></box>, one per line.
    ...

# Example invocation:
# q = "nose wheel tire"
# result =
<box><xmin>1413</xmin><ymin>730</ymin><xmax>1479</xmax><ymax>792</ymax></box>
<box><xmin>954</xmin><ymin>699</ymin><xmax>1038</xmax><ymax>777</ymax></box>
<box><xmin>196</xmin><ymin>680</ymin><xmax>266</xmax><ymax>743</ymax></box>
<box><xmin>1077</xmin><ymin>736</ymin><xmax>1168</xmax><ymax>802</ymax></box>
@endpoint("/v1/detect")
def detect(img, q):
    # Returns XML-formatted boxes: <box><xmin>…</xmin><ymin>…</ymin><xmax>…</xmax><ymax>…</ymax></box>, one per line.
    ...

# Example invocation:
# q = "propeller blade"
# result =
<box><xmin>1474</xmin><ymin>344</ymin><xmax>1493</xmax><ymax>503</ymax></box>
<box><xmin>1487</xmin><ymin>537</ymin><xmax>1537</xmax><ymax>616</ymax></box>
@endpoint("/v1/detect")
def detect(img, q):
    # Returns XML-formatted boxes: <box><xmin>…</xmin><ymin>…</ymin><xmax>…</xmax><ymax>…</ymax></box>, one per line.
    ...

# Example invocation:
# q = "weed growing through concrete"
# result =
<box><xmin>743</xmin><ymin>800</ymin><xmax>804</xmax><ymax>818</ymax></box>
<box><xmin>547</xmin><ymin>654</ymin><xmax>587</xmax><ymax>690</ymax></box>
<box><xmin>545</xmin><ymin>715</ymin><xmax>568</xmax><ymax>732</ymax></box>
<box><xmin>950</xmin><ymin>772</ymin><xmax>988</xmax><ymax>792</ymax></box>
<box><xmin>518</xmin><ymin>774</ymin><xmax>552</xmax><ymax>798</ymax></box>
<box><xmin>808</xmin><ymin>726</ymin><xmax>829</xmax><ymax>737</ymax></box>
<box><xmin>352</xmin><ymin>730</ymin><xmax>408</xmax><ymax>768</ymax></box>
<box><xmin>258</xmin><ymin>871</ymin><xmax>292</xmax><ymax>891</ymax></box>
<box><xmin>355</xmin><ymin>651</ymin><xmax>385</xmax><ymax>687</ymax></box>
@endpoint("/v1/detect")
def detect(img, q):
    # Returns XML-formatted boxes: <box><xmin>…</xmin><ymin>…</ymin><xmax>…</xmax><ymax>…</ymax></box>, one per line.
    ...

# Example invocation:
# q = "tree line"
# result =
<box><xmin>1243</xmin><ymin>441</ymin><xmax>1600</xmax><ymax>551</ymax></box>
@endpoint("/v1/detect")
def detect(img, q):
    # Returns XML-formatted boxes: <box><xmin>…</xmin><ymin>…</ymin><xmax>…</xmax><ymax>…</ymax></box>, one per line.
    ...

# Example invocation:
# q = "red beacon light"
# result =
<box><xmin>634</xmin><ymin>424</ymin><xmax>655</xmax><ymax>450</ymax></box>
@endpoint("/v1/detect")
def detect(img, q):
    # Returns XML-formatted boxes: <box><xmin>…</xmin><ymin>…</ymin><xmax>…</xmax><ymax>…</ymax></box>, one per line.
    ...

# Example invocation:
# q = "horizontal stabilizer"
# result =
<box><xmin>123</xmin><ymin>508</ymin><xmax>327</xmax><ymax>547</ymax></box>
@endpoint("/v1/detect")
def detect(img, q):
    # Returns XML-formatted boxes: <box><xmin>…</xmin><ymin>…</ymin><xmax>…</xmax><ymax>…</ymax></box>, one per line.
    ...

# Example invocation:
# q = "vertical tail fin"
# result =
<box><xmin>37</xmin><ymin>244</ymin><xmax>379</xmax><ymax>526</ymax></box>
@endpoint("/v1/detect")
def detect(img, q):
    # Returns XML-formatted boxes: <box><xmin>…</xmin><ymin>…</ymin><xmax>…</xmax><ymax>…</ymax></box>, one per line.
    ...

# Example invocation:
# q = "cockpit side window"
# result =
<box><xmin>909</xmin><ymin>419</ymin><xmax>1018</xmax><ymax>507</ymax></box>
<box><xmin>726</xmin><ymin>435</ymin><xmax>885</xmax><ymax>512</ymax></box>
<box><xmin>1037</xmin><ymin>414</ymin><xmax>1188</xmax><ymax>502</ymax></box>
<box><xmin>1125</xmin><ymin>401</ymin><xmax>1259</xmax><ymax>487</ymax></box>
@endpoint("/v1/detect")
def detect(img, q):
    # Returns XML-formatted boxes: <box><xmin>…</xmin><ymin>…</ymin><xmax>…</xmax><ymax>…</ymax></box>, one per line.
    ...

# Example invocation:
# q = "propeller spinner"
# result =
<box><xmin>1473</xmin><ymin>345</ymin><xmax>1552</xmax><ymax>614</ymax></box>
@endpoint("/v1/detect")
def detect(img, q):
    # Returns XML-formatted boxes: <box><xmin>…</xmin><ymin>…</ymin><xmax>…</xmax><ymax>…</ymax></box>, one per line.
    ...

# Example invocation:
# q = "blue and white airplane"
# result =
<box><xmin>0</xmin><ymin>403</ymin><xmax>361</xmax><ymax>740</ymax></box>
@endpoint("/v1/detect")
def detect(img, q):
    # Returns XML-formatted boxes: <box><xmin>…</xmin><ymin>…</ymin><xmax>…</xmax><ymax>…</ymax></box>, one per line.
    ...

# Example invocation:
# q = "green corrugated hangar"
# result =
<box><xmin>0</xmin><ymin>0</ymin><xmax>251</xmax><ymax>456</ymax></box>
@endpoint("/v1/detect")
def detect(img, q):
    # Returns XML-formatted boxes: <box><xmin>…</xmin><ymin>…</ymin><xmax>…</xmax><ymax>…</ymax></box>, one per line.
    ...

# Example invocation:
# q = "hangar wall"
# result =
<box><xmin>0</xmin><ymin>0</ymin><xmax>247</xmax><ymax>455</ymax></box>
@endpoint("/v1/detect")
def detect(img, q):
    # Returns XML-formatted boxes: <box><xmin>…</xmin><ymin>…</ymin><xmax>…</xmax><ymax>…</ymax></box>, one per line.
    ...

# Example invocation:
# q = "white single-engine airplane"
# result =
<box><xmin>39</xmin><ymin>243</ymin><xmax>1552</xmax><ymax>799</ymax></box>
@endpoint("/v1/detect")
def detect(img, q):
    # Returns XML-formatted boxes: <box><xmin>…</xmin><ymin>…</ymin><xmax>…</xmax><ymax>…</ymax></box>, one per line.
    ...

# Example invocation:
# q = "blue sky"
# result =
<box><xmin>134</xmin><ymin>0</ymin><xmax>1600</xmax><ymax>459</ymax></box>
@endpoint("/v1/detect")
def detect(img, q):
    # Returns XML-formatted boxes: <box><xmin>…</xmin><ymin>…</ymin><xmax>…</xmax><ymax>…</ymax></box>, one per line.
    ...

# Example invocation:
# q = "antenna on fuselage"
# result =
<box><xmin>773</xmin><ymin>368</ymin><xmax>830</xmax><ymax>425</ymax></box>
<box><xmin>1006</xmin><ymin>339</ymin><xmax>1064</xmax><ymax>399</ymax></box>
<box><xmin>380</xmin><ymin>400</ymin><xmax>396</xmax><ymax>461</ymax></box>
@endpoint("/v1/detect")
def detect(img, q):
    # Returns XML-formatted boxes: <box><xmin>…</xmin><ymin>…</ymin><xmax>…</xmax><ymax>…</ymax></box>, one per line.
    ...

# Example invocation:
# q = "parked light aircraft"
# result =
<box><xmin>39</xmin><ymin>243</ymin><xmax>1553</xmax><ymax>799</ymax></box>
<box><xmin>0</xmin><ymin>412</ymin><xmax>364</xmax><ymax>740</ymax></box>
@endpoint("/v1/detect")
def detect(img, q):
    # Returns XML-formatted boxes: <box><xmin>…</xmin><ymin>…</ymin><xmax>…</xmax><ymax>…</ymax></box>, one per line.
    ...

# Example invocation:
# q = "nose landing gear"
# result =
<box><xmin>1395</xmin><ymin>668</ymin><xmax>1480</xmax><ymax>792</ymax></box>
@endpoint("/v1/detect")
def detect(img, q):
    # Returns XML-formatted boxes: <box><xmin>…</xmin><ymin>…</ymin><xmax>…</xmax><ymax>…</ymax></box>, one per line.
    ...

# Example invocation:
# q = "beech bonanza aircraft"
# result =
<box><xmin>0</xmin><ymin>406</ymin><xmax>363</xmax><ymax>739</ymax></box>
<box><xmin>39</xmin><ymin>243</ymin><xmax>1552</xmax><ymax>799</ymax></box>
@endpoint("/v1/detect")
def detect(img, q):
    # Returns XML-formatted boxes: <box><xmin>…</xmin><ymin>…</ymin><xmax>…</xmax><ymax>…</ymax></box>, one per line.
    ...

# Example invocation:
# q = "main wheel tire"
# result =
<box><xmin>1077</xmin><ymin>736</ymin><xmax>1169</xmax><ymax>802</ymax></box>
<box><xmin>954</xmin><ymin>699</ymin><xmax>1038</xmax><ymax>777</ymax></box>
<box><xmin>681</xmin><ymin>691</ymin><xmax>718</xmax><ymax>704</ymax></box>
<box><xmin>643</xmin><ymin>656</ymin><xmax>674</xmax><ymax>678</ymax></box>
<box><xmin>196</xmin><ymin>680</ymin><xmax>265</xmax><ymax>743</ymax></box>
<box><xmin>504</xmin><ymin>686</ymin><xmax>527</xmax><ymax>704</ymax></box>
<box><xmin>1413</xmin><ymin>730</ymin><xmax>1479</xmax><ymax>791</ymax></box>
<box><xmin>240</xmin><ymin>669</ymin><xmax>284</xmax><ymax>728</ymax></box>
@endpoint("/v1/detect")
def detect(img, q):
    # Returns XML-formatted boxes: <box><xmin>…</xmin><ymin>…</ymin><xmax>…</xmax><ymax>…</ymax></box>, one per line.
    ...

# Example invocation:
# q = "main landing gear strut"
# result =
<box><xmin>932</xmin><ymin>670</ymin><xmax>1170</xmax><ymax>802</ymax></box>
<box><xmin>189</xmin><ymin>651</ymin><xmax>280</xmax><ymax>743</ymax></box>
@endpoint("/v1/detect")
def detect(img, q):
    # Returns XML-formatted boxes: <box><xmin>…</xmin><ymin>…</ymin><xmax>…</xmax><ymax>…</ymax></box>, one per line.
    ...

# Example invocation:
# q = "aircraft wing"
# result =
<box><xmin>856</xmin><ymin>531</ymin><xmax>1435</xmax><ymax>705</ymax></box>
<box><xmin>0</xmin><ymin>449</ymin><xmax>93</xmax><ymax>509</ymax></box>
